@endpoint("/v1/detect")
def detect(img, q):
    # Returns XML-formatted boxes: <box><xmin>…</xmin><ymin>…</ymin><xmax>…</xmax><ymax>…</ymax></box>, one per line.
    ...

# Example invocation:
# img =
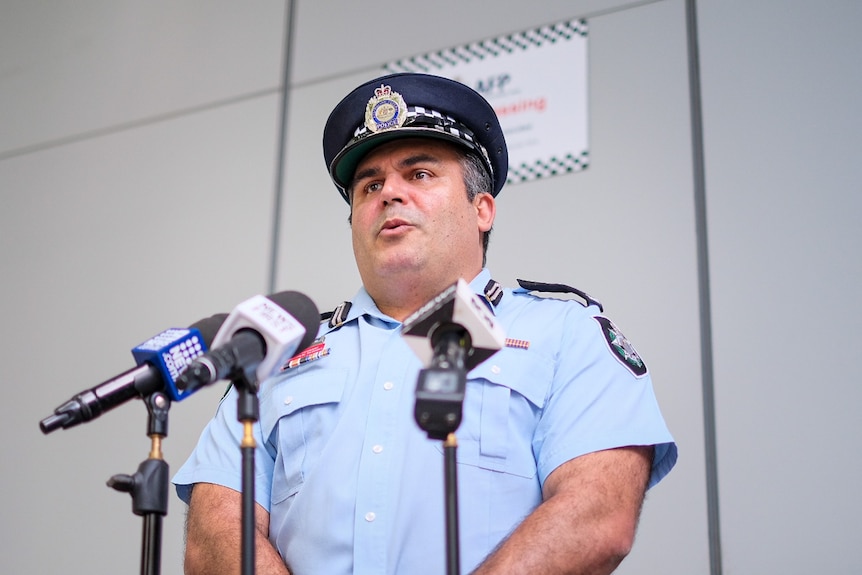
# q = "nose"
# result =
<box><xmin>379</xmin><ymin>175</ymin><xmax>406</xmax><ymax>206</ymax></box>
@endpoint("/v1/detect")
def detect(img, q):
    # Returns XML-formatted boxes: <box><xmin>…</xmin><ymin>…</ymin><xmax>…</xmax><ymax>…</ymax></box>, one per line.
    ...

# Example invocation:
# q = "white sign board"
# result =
<box><xmin>385</xmin><ymin>19</ymin><xmax>589</xmax><ymax>185</ymax></box>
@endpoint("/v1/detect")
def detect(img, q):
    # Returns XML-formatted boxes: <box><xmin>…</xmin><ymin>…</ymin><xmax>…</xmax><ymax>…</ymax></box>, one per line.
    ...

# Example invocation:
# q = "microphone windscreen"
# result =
<box><xmin>267</xmin><ymin>291</ymin><xmax>320</xmax><ymax>351</ymax></box>
<box><xmin>189</xmin><ymin>313</ymin><xmax>229</xmax><ymax>346</ymax></box>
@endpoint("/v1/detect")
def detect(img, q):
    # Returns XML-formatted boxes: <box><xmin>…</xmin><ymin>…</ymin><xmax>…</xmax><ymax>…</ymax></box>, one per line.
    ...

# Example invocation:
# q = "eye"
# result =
<box><xmin>364</xmin><ymin>181</ymin><xmax>383</xmax><ymax>193</ymax></box>
<box><xmin>413</xmin><ymin>170</ymin><xmax>430</xmax><ymax>181</ymax></box>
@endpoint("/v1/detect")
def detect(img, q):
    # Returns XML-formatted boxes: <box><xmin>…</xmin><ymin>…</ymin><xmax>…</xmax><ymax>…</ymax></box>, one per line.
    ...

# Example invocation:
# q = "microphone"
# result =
<box><xmin>401</xmin><ymin>279</ymin><xmax>505</xmax><ymax>439</ymax></box>
<box><xmin>175</xmin><ymin>291</ymin><xmax>319</xmax><ymax>394</ymax></box>
<box><xmin>39</xmin><ymin>314</ymin><xmax>227</xmax><ymax>434</ymax></box>
<box><xmin>401</xmin><ymin>279</ymin><xmax>506</xmax><ymax>371</ymax></box>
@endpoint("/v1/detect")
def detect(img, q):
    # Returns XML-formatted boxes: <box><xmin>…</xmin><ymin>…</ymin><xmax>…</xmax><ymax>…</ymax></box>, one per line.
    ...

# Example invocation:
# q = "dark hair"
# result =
<box><xmin>458</xmin><ymin>150</ymin><xmax>493</xmax><ymax>265</ymax></box>
<box><xmin>347</xmin><ymin>147</ymin><xmax>495</xmax><ymax>264</ymax></box>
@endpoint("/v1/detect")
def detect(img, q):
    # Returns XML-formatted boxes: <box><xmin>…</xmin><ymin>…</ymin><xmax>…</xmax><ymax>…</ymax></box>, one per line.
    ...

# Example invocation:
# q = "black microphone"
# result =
<box><xmin>401</xmin><ymin>279</ymin><xmax>506</xmax><ymax>439</ymax></box>
<box><xmin>402</xmin><ymin>279</ymin><xmax>505</xmax><ymax>371</ymax></box>
<box><xmin>175</xmin><ymin>291</ymin><xmax>320</xmax><ymax>394</ymax></box>
<box><xmin>39</xmin><ymin>314</ymin><xmax>227</xmax><ymax>434</ymax></box>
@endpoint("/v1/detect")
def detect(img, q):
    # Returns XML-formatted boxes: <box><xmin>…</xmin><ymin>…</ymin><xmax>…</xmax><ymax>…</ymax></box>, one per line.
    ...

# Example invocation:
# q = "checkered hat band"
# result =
<box><xmin>351</xmin><ymin>107</ymin><xmax>492</xmax><ymax>169</ymax></box>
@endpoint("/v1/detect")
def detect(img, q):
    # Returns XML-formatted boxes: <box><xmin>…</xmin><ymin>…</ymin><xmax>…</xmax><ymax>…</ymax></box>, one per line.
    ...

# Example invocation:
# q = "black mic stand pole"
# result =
<box><xmin>443</xmin><ymin>431</ymin><xmax>460</xmax><ymax>575</ymax></box>
<box><xmin>415</xmin><ymin>326</ymin><xmax>471</xmax><ymax>575</ymax></box>
<box><xmin>107</xmin><ymin>391</ymin><xmax>172</xmax><ymax>575</ymax></box>
<box><xmin>229</xmin><ymin>369</ymin><xmax>261</xmax><ymax>575</ymax></box>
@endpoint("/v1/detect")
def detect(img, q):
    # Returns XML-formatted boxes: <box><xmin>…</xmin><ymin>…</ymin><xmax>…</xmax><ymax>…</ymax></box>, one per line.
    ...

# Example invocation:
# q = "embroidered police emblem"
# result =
<box><xmin>365</xmin><ymin>84</ymin><xmax>407</xmax><ymax>133</ymax></box>
<box><xmin>594</xmin><ymin>316</ymin><xmax>647</xmax><ymax>377</ymax></box>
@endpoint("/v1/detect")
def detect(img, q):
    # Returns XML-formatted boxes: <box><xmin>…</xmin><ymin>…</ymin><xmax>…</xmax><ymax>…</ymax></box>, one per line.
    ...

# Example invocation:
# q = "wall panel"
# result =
<box><xmin>0</xmin><ymin>0</ymin><xmax>284</xmax><ymax>156</ymax></box>
<box><xmin>0</xmin><ymin>95</ymin><xmax>281</xmax><ymax>575</ymax></box>
<box><xmin>700</xmin><ymin>1</ymin><xmax>862</xmax><ymax>572</ymax></box>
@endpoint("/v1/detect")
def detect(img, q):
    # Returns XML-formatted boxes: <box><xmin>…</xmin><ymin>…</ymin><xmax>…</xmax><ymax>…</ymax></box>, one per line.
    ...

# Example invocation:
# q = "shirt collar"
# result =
<box><xmin>326</xmin><ymin>268</ymin><xmax>498</xmax><ymax>333</ymax></box>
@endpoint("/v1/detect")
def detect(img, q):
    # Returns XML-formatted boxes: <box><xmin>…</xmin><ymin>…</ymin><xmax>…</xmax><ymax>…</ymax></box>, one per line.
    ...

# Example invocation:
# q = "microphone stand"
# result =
<box><xmin>414</xmin><ymin>326</ymin><xmax>471</xmax><ymax>575</ymax></box>
<box><xmin>228</xmin><ymin>369</ymin><xmax>261</xmax><ymax>575</ymax></box>
<box><xmin>443</xmin><ymin>432</ymin><xmax>460</xmax><ymax>575</ymax></box>
<box><xmin>107</xmin><ymin>391</ymin><xmax>172</xmax><ymax>575</ymax></box>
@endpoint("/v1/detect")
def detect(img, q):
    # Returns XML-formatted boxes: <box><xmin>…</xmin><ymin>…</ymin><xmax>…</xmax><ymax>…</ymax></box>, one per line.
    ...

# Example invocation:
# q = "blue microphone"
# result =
<box><xmin>39</xmin><ymin>314</ymin><xmax>226</xmax><ymax>434</ymax></box>
<box><xmin>131</xmin><ymin>326</ymin><xmax>212</xmax><ymax>402</ymax></box>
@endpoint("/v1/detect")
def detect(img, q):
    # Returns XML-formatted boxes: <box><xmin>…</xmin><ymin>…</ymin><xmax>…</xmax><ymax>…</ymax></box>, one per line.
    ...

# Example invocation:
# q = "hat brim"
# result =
<box><xmin>329</xmin><ymin>127</ymin><xmax>492</xmax><ymax>203</ymax></box>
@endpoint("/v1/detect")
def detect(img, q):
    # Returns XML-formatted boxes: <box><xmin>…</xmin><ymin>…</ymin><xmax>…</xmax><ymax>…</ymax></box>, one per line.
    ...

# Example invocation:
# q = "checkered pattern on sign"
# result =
<box><xmin>383</xmin><ymin>18</ymin><xmax>590</xmax><ymax>188</ymax></box>
<box><xmin>385</xmin><ymin>19</ymin><xmax>588</xmax><ymax>73</ymax></box>
<box><xmin>507</xmin><ymin>151</ymin><xmax>590</xmax><ymax>184</ymax></box>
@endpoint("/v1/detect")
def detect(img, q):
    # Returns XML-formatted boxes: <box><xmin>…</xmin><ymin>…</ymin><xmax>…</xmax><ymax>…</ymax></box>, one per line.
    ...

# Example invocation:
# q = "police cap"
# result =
<box><xmin>322</xmin><ymin>73</ymin><xmax>508</xmax><ymax>203</ymax></box>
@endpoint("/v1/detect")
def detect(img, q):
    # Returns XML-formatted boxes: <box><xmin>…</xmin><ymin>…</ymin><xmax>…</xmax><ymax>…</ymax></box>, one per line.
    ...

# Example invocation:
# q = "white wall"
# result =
<box><xmin>0</xmin><ymin>2</ymin><xmax>286</xmax><ymax>574</ymax></box>
<box><xmin>1</xmin><ymin>1</ymin><xmax>859</xmax><ymax>574</ymax></box>
<box><xmin>700</xmin><ymin>1</ymin><xmax>862</xmax><ymax>572</ymax></box>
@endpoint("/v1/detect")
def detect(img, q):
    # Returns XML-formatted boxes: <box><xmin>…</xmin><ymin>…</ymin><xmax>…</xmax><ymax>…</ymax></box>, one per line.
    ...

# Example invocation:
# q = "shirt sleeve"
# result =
<box><xmin>172</xmin><ymin>384</ymin><xmax>277</xmax><ymax>510</ymax></box>
<box><xmin>532</xmin><ymin>307</ymin><xmax>677</xmax><ymax>489</ymax></box>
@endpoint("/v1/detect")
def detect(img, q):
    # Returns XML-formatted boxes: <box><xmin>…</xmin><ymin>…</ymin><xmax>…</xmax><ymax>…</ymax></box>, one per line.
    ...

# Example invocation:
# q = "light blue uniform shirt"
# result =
<box><xmin>174</xmin><ymin>269</ymin><xmax>677</xmax><ymax>574</ymax></box>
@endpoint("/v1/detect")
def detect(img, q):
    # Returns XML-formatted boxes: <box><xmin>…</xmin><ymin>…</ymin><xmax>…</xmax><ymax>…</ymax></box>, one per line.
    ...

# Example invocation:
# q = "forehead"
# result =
<box><xmin>353</xmin><ymin>138</ymin><xmax>463</xmax><ymax>173</ymax></box>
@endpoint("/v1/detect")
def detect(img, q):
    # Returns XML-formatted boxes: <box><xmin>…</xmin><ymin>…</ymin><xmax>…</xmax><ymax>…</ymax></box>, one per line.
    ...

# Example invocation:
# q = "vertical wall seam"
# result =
<box><xmin>685</xmin><ymin>1</ymin><xmax>723</xmax><ymax>574</ymax></box>
<box><xmin>268</xmin><ymin>0</ymin><xmax>297</xmax><ymax>294</ymax></box>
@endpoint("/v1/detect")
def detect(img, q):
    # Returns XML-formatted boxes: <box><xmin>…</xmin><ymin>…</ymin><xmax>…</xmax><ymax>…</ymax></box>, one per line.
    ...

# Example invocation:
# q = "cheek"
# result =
<box><xmin>350</xmin><ymin>204</ymin><xmax>373</xmax><ymax>232</ymax></box>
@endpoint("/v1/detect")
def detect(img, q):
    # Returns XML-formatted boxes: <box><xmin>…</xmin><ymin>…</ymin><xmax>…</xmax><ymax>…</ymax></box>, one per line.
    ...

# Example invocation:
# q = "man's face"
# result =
<box><xmin>348</xmin><ymin>138</ymin><xmax>492</xmax><ymax>290</ymax></box>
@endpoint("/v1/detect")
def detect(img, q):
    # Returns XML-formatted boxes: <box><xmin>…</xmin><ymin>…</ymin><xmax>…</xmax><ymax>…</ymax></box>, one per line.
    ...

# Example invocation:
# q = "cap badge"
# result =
<box><xmin>365</xmin><ymin>84</ymin><xmax>408</xmax><ymax>133</ymax></box>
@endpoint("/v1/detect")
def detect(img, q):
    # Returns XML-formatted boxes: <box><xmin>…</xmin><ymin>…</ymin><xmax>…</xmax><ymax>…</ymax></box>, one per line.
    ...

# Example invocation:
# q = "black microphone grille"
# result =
<box><xmin>188</xmin><ymin>313</ymin><xmax>229</xmax><ymax>347</ymax></box>
<box><xmin>266</xmin><ymin>291</ymin><xmax>321</xmax><ymax>350</ymax></box>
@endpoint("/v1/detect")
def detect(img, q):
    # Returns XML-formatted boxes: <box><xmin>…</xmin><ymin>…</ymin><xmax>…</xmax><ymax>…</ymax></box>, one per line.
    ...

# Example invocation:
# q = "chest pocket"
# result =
<box><xmin>442</xmin><ymin>350</ymin><xmax>551</xmax><ymax>479</ymax></box>
<box><xmin>260</xmin><ymin>365</ymin><xmax>349</xmax><ymax>504</ymax></box>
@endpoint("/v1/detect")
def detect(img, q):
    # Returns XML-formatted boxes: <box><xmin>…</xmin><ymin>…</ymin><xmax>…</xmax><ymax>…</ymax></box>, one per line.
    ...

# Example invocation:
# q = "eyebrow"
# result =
<box><xmin>351</xmin><ymin>152</ymin><xmax>443</xmax><ymax>186</ymax></box>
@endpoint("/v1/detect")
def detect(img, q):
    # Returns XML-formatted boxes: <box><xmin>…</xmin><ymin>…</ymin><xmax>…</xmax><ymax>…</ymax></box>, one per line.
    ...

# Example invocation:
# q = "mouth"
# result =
<box><xmin>379</xmin><ymin>218</ymin><xmax>412</xmax><ymax>235</ymax></box>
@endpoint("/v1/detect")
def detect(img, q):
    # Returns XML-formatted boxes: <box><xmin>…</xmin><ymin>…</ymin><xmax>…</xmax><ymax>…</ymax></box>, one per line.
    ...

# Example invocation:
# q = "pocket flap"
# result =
<box><xmin>467</xmin><ymin>348</ymin><xmax>551</xmax><ymax>408</ymax></box>
<box><xmin>259</xmin><ymin>366</ymin><xmax>348</xmax><ymax>440</ymax></box>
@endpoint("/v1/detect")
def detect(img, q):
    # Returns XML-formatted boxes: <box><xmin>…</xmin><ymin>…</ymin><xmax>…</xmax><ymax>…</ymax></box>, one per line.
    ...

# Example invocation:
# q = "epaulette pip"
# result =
<box><xmin>484</xmin><ymin>279</ymin><xmax>504</xmax><ymax>307</ymax></box>
<box><xmin>321</xmin><ymin>301</ymin><xmax>352</xmax><ymax>329</ymax></box>
<box><xmin>516</xmin><ymin>279</ymin><xmax>604</xmax><ymax>312</ymax></box>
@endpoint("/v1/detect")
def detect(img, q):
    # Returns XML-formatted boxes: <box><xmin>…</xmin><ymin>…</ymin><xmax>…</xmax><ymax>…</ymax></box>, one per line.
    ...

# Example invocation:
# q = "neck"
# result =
<box><xmin>365</xmin><ymin>266</ymin><xmax>483</xmax><ymax>322</ymax></box>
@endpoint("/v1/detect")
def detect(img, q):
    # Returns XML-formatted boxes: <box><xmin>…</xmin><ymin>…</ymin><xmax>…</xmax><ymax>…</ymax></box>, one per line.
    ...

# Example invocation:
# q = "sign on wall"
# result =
<box><xmin>384</xmin><ymin>19</ymin><xmax>589</xmax><ymax>186</ymax></box>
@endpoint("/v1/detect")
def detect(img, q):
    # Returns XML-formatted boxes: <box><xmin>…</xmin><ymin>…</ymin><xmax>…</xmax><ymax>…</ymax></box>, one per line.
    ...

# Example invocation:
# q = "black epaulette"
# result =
<box><xmin>517</xmin><ymin>279</ymin><xmax>604</xmax><ymax>312</ymax></box>
<box><xmin>321</xmin><ymin>301</ymin><xmax>352</xmax><ymax>329</ymax></box>
<box><xmin>484</xmin><ymin>279</ymin><xmax>504</xmax><ymax>307</ymax></box>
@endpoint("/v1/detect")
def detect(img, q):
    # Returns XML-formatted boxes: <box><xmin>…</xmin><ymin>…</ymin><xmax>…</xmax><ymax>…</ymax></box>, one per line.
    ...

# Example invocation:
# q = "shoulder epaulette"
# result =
<box><xmin>516</xmin><ymin>279</ymin><xmax>604</xmax><ymax>312</ymax></box>
<box><xmin>484</xmin><ymin>279</ymin><xmax>504</xmax><ymax>306</ymax></box>
<box><xmin>321</xmin><ymin>301</ymin><xmax>352</xmax><ymax>329</ymax></box>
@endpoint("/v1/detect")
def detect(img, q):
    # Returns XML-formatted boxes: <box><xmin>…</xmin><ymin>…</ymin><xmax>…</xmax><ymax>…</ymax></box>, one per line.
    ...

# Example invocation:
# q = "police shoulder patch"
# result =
<box><xmin>593</xmin><ymin>316</ymin><xmax>647</xmax><ymax>377</ymax></box>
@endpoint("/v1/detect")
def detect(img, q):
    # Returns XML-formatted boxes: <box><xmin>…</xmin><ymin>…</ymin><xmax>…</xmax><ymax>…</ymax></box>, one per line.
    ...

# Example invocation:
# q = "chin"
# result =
<box><xmin>370</xmin><ymin>255</ymin><xmax>426</xmax><ymax>278</ymax></box>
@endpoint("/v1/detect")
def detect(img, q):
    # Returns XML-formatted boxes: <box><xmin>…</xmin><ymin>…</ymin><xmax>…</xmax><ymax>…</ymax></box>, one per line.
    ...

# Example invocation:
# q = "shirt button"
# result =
<box><xmin>372</xmin><ymin>445</ymin><xmax>383</xmax><ymax>454</ymax></box>
<box><xmin>365</xmin><ymin>512</ymin><xmax>376</xmax><ymax>522</ymax></box>
<box><xmin>383</xmin><ymin>381</ymin><xmax>394</xmax><ymax>391</ymax></box>
<box><xmin>284</xmin><ymin>396</ymin><xmax>293</xmax><ymax>405</ymax></box>
<box><xmin>491</xmin><ymin>365</ymin><xmax>501</xmax><ymax>375</ymax></box>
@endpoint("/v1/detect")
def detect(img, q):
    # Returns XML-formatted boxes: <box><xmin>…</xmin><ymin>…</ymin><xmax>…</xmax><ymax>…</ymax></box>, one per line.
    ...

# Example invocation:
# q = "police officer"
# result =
<box><xmin>174</xmin><ymin>73</ymin><xmax>677</xmax><ymax>575</ymax></box>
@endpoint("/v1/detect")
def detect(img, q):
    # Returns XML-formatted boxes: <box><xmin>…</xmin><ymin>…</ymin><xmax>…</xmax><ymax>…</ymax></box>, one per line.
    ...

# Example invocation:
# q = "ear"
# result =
<box><xmin>475</xmin><ymin>192</ymin><xmax>496</xmax><ymax>232</ymax></box>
